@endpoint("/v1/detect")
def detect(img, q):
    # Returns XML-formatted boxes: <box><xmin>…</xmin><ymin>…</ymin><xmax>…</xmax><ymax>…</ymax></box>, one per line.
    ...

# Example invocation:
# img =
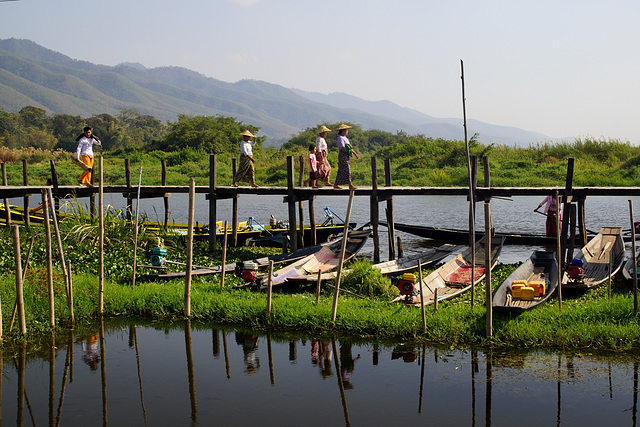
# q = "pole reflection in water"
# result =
<box><xmin>184</xmin><ymin>319</ymin><xmax>197</xmax><ymax>423</ymax></box>
<box><xmin>1</xmin><ymin>320</ymin><xmax>639</xmax><ymax>426</ymax></box>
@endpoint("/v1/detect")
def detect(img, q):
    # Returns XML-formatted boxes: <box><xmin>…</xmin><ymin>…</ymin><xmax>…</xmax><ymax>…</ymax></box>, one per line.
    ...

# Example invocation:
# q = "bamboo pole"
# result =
<box><xmin>47</xmin><ymin>188</ymin><xmax>70</xmax><ymax>309</ymax></box>
<box><xmin>161</xmin><ymin>159</ymin><xmax>169</xmax><ymax>229</ymax></box>
<box><xmin>309</xmin><ymin>198</ymin><xmax>317</xmax><ymax>246</ymax></box>
<box><xmin>184</xmin><ymin>178</ymin><xmax>196</xmax><ymax>317</ymax></box>
<box><xmin>10</xmin><ymin>235</ymin><xmax>31</xmax><ymax>334</ymax></box>
<box><xmin>630</xmin><ymin>200</ymin><xmax>638</xmax><ymax>313</ymax></box>
<box><xmin>66</xmin><ymin>260</ymin><xmax>74</xmax><ymax>324</ymax></box>
<box><xmin>41</xmin><ymin>189</ymin><xmax>55</xmax><ymax>328</ymax></box>
<box><xmin>131</xmin><ymin>166</ymin><xmax>143</xmax><ymax>287</ymax></box>
<box><xmin>384</xmin><ymin>159</ymin><xmax>395</xmax><ymax>260</ymax></box>
<box><xmin>556</xmin><ymin>192</ymin><xmax>563</xmax><ymax>310</ymax></box>
<box><xmin>209</xmin><ymin>155</ymin><xmax>217</xmax><ymax>252</ymax></box>
<box><xmin>330</xmin><ymin>189</ymin><xmax>355</xmax><ymax>323</ymax></box>
<box><xmin>10</xmin><ymin>225</ymin><xmax>25</xmax><ymax>338</ymax></box>
<box><xmin>266</xmin><ymin>260</ymin><xmax>274</xmax><ymax>318</ymax></box>
<box><xmin>434</xmin><ymin>288</ymin><xmax>439</xmax><ymax>312</ymax></box>
<box><xmin>98</xmin><ymin>158</ymin><xmax>105</xmax><ymax>314</ymax></box>
<box><xmin>370</xmin><ymin>157</ymin><xmax>380</xmax><ymax>263</ymax></box>
<box><xmin>418</xmin><ymin>260</ymin><xmax>426</xmax><ymax>333</ymax></box>
<box><xmin>315</xmin><ymin>269</ymin><xmax>322</xmax><ymax>304</ymax></box>
<box><xmin>461</xmin><ymin>60</ymin><xmax>476</xmax><ymax>309</ymax></box>
<box><xmin>220</xmin><ymin>220</ymin><xmax>228</xmax><ymax>289</ymax></box>
<box><xmin>484</xmin><ymin>156</ymin><xmax>492</xmax><ymax>337</ymax></box>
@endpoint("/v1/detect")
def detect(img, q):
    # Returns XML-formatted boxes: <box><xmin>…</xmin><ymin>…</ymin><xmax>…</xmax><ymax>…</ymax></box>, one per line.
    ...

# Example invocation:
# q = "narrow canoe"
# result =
<box><xmin>286</xmin><ymin>243</ymin><xmax>463</xmax><ymax>283</ymax></box>
<box><xmin>562</xmin><ymin>226</ymin><xmax>625</xmax><ymax>290</ymax></box>
<box><xmin>391</xmin><ymin>236</ymin><xmax>505</xmax><ymax>306</ymax></box>
<box><xmin>260</xmin><ymin>229</ymin><xmax>371</xmax><ymax>288</ymax></box>
<box><xmin>493</xmin><ymin>251</ymin><xmax>559</xmax><ymax>312</ymax></box>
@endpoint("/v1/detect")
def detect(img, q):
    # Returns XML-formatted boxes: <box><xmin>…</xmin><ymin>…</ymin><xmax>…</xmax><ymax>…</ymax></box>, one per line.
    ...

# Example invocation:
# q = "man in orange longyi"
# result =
<box><xmin>75</xmin><ymin>126</ymin><xmax>101</xmax><ymax>187</ymax></box>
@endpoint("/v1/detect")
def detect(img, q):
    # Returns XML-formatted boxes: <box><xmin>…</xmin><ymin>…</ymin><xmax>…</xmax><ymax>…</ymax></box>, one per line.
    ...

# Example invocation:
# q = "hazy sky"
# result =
<box><xmin>1</xmin><ymin>0</ymin><xmax>639</xmax><ymax>143</ymax></box>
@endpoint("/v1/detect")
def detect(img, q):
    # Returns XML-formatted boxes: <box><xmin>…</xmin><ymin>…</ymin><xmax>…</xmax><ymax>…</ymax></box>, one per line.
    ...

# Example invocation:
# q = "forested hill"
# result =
<box><xmin>0</xmin><ymin>38</ymin><xmax>550</xmax><ymax>146</ymax></box>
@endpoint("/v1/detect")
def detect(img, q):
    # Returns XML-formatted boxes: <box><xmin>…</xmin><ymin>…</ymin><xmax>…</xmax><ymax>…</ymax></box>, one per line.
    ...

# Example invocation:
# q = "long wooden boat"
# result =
<box><xmin>260</xmin><ymin>229</ymin><xmax>371</xmax><ymax>288</ymax></box>
<box><xmin>562</xmin><ymin>226</ymin><xmax>625</xmax><ymax>290</ymax></box>
<box><xmin>138</xmin><ymin>241</ymin><xmax>331</xmax><ymax>281</ymax></box>
<box><xmin>247</xmin><ymin>222</ymin><xmax>357</xmax><ymax>247</ymax></box>
<box><xmin>493</xmin><ymin>251</ymin><xmax>559</xmax><ymax>312</ymax></box>
<box><xmin>380</xmin><ymin>222</ymin><xmax>586</xmax><ymax>246</ymax></box>
<box><xmin>286</xmin><ymin>243</ymin><xmax>463</xmax><ymax>283</ymax></box>
<box><xmin>391</xmin><ymin>236</ymin><xmax>505</xmax><ymax>307</ymax></box>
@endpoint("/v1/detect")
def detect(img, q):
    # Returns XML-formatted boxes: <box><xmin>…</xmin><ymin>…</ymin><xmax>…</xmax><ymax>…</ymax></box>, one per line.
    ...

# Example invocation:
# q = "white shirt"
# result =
<box><xmin>76</xmin><ymin>136</ymin><xmax>101</xmax><ymax>159</ymax></box>
<box><xmin>240</xmin><ymin>140</ymin><xmax>255</xmax><ymax>156</ymax></box>
<box><xmin>315</xmin><ymin>136</ymin><xmax>327</xmax><ymax>153</ymax></box>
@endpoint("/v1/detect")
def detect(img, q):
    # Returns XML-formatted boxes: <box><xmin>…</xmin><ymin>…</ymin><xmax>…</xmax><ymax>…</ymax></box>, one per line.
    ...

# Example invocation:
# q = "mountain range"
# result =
<box><xmin>0</xmin><ymin>38</ymin><xmax>552</xmax><ymax>147</ymax></box>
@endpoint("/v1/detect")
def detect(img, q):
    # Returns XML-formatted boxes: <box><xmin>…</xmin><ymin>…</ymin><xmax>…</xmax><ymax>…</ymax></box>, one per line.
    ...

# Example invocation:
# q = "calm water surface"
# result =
<box><xmin>1</xmin><ymin>319</ymin><xmax>638</xmax><ymax>426</ymax></box>
<box><xmin>88</xmin><ymin>193</ymin><xmax>640</xmax><ymax>264</ymax></box>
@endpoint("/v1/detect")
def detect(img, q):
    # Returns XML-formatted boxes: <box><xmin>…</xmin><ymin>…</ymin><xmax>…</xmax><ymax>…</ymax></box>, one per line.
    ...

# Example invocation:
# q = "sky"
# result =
<box><xmin>1</xmin><ymin>0</ymin><xmax>639</xmax><ymax>143</ymax></box>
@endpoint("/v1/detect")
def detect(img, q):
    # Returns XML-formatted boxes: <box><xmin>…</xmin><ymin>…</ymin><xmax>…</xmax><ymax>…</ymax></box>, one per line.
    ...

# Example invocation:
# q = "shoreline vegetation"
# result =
<box><xmin>0</xmin><ymin>216</ymin><xmax>638</xmax><ymax>352</ymax></box>
<box><xmin>1</xmin><ymin>112</ymin><xmax>640</xmax><ymax>351</ymax></box>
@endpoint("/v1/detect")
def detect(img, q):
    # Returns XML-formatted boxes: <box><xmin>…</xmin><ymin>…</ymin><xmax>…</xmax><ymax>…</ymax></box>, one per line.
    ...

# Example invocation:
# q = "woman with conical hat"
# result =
<box><xmin>315</xmin><ymin>125</ymin><xmax>332</xmax><ymax>186</ymax></box>
<box><xmin>333</xmin><ymin>124</ymin><xmax>359</xmax><ymax>190</ymax></box>
<box><xmin>233</xmin><ymin>130</ymin><xmax>259</xmax><ymax>188</ymax></box>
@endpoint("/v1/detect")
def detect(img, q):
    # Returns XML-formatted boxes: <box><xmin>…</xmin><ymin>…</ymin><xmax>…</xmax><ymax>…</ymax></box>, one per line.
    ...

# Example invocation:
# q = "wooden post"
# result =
<box><xmin>232</xmin><ymin>158</ymin><xmax>238</xmax><ymax>247</ymax></box>
<box><xmin>566</xmin><ymin>204</ymin><xmax>577</xmax><ymax>266</ymax></box>
<box><xmin>396</xmin><ymin>236</ymin><xmax>403</xmax><ymax>259</ymax></box>
<box><xmin>309</xmin><ymin>198</ymin><xmax>317</xmax><ymax>246</ymax></box>
<box><xmin>266</xmin><ymin>261</ymin><xmax>274</xmax><ymax>318</ymax></box>
<box><xmin>315</xmin><ymin>270</ymin><xmax>322</xmax><ymax>304</ymax></box>
<box><xmin>220</xmin><ymin>221</ymin><xmax>228</xmax><ymax>289</ymax></box>
<box><xmin>162</xmin><ymin>159</ymin><xmax>169</xmax><ymax>229</ymax></box>
<box><xmin>42</xmin><ymin>189</ymin><xmax>55</xmax><ymax>328</ymax></box>
<box><xmin>298</xmin><ymin>155</ymin><xmax>305</xmax><ymax>248</ymax></box>
<box><xmin>49</xmin><ymin>160</ymin><xmax>60</xmax><ymax>212</ymax></box>
<box><xmin>484</xmin><ymin>156</ymin><xmax>492</xmax><ymax>338</ymax></box>
<box><xmin>22</xmin><ymin>159</ymin><xmax>30</xmax><ymax>227</ymax></box>
<box><xmin>560</xmin><ymin>158</ymin><xmax>575</xmax><ymax>264</ymax></box>
<box><xmin>2</xmin><ymin>163</ymin><xmax>10</xmax><ymax>225</ymax></box>
<box><xmin>370</xmin><ymin>157</ymin><xmax>380</xmax><ymax>263</ymax></box>
<box><xmin>385</xmin><ymin>159</ymin><xmax>395</xmax><ymax>260</ymax></box>
<box><xmin>98</xmin><ymin>157</ymin><xmax>104</xmax><ymax>314</ymax></box>
<box><xmin>184</xmin><ymin>178</ymin><xmax>196</xmax><ymax>317</ymax></box>
<box><xmin>13</xmin><ymin>226</ymin><xmax>26</xmax><ymax>334</ymax></box>
<box><xmin>578</xmin><ymin>199</ymin><xmax>587</xmax><ymax>245</ymax></box>
<box><xmin>556</xmin><ymin>191</ymin><xmax>563</xmax><ymax>310</ymax></box>
<box><xmin>66</xmin><ymin>260</ymin><xmax>74</xmax><ymax>325</ymax></box>
<box><xmin>131</xmin><ymin>166</ymin><xmax>142</xmax><ymax>287</ymax></box>
<box><xmin>125</xmin><ymin>159</ymin><xmax>132</xmax><ymax>220</ymax></box>
<box><xmin>434</xmin><ymin>288</ymin><xmax>438</xmax><ymax>312</ymax></box>
<box><xmin>608</xmin><ymin>252</ymin><xmax>612</xmax><ymax>299</ymax></box>
<box><xmin>330</xmin><ymin>189</ymin><xmax>355</xmax><ymax>323</ymax></box>
<box><xmin>630</xmin><ymin>200</ymin><xmax>638</xmax><ymax>314</ymax></box>
<box><xmin>418</xmin><ymin>260</ymin><xmax>426</xmax><ymax>333</ymax></box>
<box><xmin>286</xmin><ymin>156</ymin><xmax>298</xmax><ymax>252</ymax></box>
<box><xmin>209</xmin><ymin>155</ymin><xmax>217</xmax><ymax>252</ymax></box>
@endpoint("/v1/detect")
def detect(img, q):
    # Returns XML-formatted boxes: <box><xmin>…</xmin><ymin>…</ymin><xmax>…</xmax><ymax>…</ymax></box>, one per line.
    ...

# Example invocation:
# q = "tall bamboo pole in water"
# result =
<box><xmin>184</xmin><ymin>178</ymin><xmax>196</xmax><ymax>317</ymax></box>
<box><xmin>130</xmin><ymin>166</ymin><xmax>142</xmax><ymax>288</ymax></box>
<box><xmin>461</xmin><ymin>60</ymin><xmax>476</xmax><ymax>307</ymax></box>
<box><xmin>42</xmin><ymin>189</ymin><xmax>55</xmax><ymax>328</ymax></box>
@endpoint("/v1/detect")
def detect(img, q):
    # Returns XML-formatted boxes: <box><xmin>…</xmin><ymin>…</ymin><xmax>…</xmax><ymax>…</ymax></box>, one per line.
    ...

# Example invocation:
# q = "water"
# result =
<box><xmin>66</xmin><ymin>192</ymin><xmax>640</xmax><ymax>264</ymax></box>
<box><xmin>2</xmin><ymin>319</ymin><xmax>638</xmax><ymax>426</ymax></box>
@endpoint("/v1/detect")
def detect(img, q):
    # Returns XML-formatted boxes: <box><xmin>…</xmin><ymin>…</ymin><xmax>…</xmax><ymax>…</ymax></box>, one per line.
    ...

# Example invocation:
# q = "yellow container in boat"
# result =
<box><xmin>402</xmin><ymin>273</ymin><xmax>416</xmax><ymax>283</ymax></box>
<box><xmin>529</xmin><ymin>280</ymin><xmax>545</xmax><ymax>297</ymax></box>
<box><xmin>520</xmin><ymin>286</ymin><xmax>535</xmax><ymax>301</ymax></box>
<box><xmin>511</xmin><ymin>283</ymin><xmax>525</xmax><ymax>298</ymax></box>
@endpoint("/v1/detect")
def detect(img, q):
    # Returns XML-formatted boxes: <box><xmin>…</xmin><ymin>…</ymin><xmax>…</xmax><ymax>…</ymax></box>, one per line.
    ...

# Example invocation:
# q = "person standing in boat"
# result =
<box><xmin>233</xmin><ymin>130</ymin><xmax>259</xmax><ymax>188</ymax></box>
<box><xmin>315</xmin><ymin>125</ymin><xmax>333</xmax><ymax>186</ymax></box>
<box><xmin>75</xmin><ymin>126</ymin><xmax>101</xmax><ymax>187</ymax></box>
<box><xmin>534</xmin><ymin>195</ymin><xmax>561</xmax><ymax>237</ymax></box>
<box><xmin>333</xmin><ymin>124</ymin><xmax>359</xmax><ymax>190</ymax></box>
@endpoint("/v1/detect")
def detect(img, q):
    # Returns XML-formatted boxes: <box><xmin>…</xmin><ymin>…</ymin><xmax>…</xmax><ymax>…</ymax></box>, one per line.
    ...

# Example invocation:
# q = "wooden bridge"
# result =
<box><xmin>2</xmin><ymin>155</ymin><xmax>640</xmax><ymax>263</ymax></box>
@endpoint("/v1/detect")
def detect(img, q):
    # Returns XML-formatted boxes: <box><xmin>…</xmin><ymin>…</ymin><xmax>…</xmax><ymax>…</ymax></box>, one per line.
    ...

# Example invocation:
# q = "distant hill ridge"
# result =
<box><xmin>0</xmin><ymin>38</ymin><xmax>551</xmax><ymax>146</ymax></box>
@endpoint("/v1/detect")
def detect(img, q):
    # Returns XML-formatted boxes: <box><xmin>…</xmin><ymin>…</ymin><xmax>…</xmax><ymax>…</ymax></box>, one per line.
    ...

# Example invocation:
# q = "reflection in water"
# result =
<box><xmin>78</xmin><ymin>332</ymin><xmax>100</xmax><ymax>371</ymax></box>
<box><xmin>235</xmin><ymin>331</ymin><xmax>260</xmax><ymax>375</ymax></box>
<box><xmin>1</xmin><ymin>320</ymin><xmax>639</xmax><ymax>426</ymax></box>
